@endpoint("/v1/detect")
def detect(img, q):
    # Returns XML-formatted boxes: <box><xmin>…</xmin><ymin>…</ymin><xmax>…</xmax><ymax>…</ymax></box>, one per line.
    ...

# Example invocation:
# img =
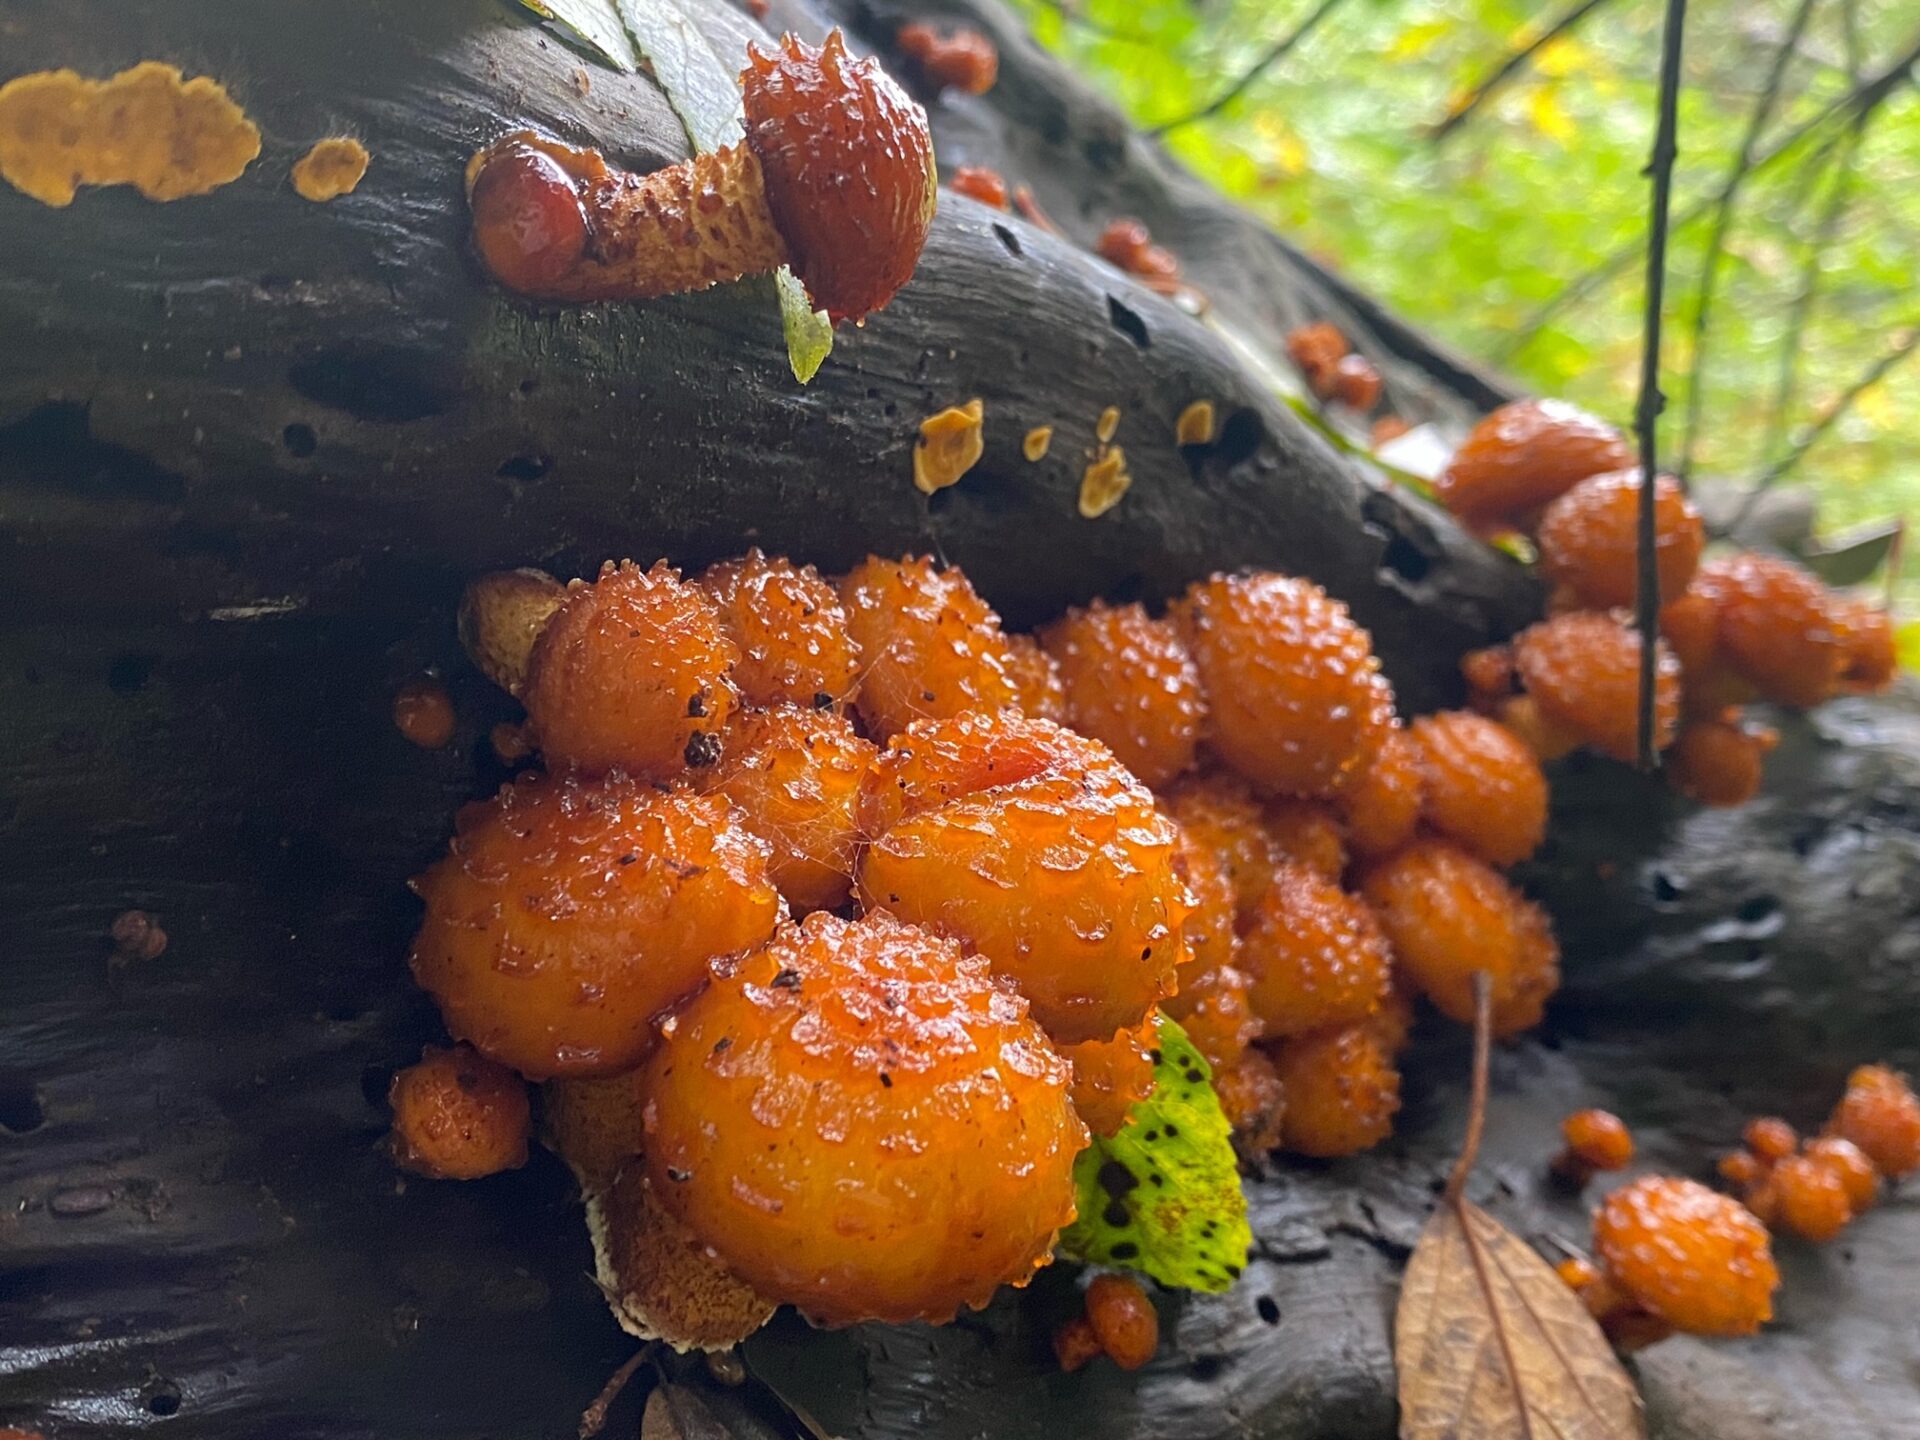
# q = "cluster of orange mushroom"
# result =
<box><xmin>440</xmin><ymin>17</ymin><xmax>1909</xmax><ymax>1365</ymax></box>
<box><xmin>1719</xmin><ymin>1068</ymin><xmax>1920</xmax><ymax>1243</ymax></box>
<box><xmin>1285</xmin><ymin>320</ymin><xmax>1383</xmax><ymax>415</ymax></box>
<box><xmin>1431</xmin><ymin>397</ymin><xmax>1895</xmax><ymax>804</ymax></box>
<box><xmin>1546</xmin><ymin>1062</ymin><xmax>1920</xmax><ymax>1350</ymax></box>
<box><xmin>383</xmin><ymin>536</ymin><xmax>1580</xmax><ymax>1335</ymax></box>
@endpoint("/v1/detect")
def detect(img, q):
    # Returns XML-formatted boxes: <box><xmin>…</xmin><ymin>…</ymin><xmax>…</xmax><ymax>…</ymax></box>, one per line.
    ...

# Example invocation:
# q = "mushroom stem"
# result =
<box><xmin>469</xmin><ymin>132</ymin><xmax>787</xmax><ymax>304</ymax></box>
<box><xmin>1548</xmin><ymin>1147</ymin><xmax>1597</xmax><ymax>1189</ymax></box>
<box><xmin>467</xmin><ymin>32</ymin><xmax>936</xmax><ymax>325</ymax></box>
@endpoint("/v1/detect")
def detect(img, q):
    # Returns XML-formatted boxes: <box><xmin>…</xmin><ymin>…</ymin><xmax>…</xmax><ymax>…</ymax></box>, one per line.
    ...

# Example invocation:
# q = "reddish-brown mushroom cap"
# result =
<box><xmin>741</xmin><ymin>30</ymin><xmax>937</xmax><ymax>323</ymax></box>
<box><xmin>468</xmin><ymin>140</ymin><xmax>590</xmax><ymax>294</ymax></box>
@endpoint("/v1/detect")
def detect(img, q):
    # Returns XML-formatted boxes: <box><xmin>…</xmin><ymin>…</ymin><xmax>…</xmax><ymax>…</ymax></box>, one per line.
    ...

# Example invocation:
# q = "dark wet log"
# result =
<box><xmin>0</xmin><ymin>0</ymin><xmax>1534</xmax><ymax>710</ymax></box>
<box><xmin>1529</xmin><ymin>696</ymin><xmax>1920</xmax><ymax>1078</ymax></box>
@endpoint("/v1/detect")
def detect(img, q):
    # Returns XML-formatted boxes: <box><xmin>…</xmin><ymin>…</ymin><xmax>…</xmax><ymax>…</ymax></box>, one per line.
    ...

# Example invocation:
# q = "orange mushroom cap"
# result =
<box><xmin>742</xmin><ymin>31</ymin><xmax>937</xmax><ymax>323</ymax></box>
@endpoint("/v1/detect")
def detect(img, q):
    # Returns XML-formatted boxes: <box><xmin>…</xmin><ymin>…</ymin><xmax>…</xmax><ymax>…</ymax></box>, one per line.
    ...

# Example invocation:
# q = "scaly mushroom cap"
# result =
<box><xmin>741</xmin><ymin>31</ymin><xmax>936</xmax><ymax>324</ymax></box>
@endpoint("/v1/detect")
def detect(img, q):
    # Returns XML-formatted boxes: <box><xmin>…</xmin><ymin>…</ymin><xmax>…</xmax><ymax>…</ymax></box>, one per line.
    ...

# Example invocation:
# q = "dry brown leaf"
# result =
<box><xmin>1397</xmin><ymin>1200</ymin><xmax>1645</xmax><ymax>1439</ymax></box>
<box><xmin>640</xmin><ymin>1388</ymin><xmax>686</xmax><ymax>1440</ymax></box>
<box><xmin>641</xmin><ymin>1383</ymin><xmax>737</xmax><ymax>1440</ymax></box>
<box><xmin>1394</xmin><ymin>972</ymin><xmax>1645</xmax><ymax>1440</ymax></box>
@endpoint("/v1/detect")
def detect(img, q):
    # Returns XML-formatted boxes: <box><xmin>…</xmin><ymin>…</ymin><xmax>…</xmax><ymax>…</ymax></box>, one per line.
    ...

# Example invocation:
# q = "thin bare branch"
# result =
<box><xmin>1427</xmin><ymin>0</ymin><xmax>1621</xmax><ymax>144</ymax></box>
<box><xmin>1761</xmin><ymin>115</ymin><xmax>1869</xmax><ymax>465</ymax></box>
<box><xmin>1149</xmin><ymin>0</ymin><xmax>1351</xmax><ymax>136</ymax></box>
<box><xmin>1030</xmin><ymin>0</ymin><xmax>1152</xmax><ymax>45</ymax></box>
<box><xmin>1495</xmin><ymin>27</ymin><xmax>1920</xmax><ymax>363</ymax></box>
<box><xmin>579</xmin><ymin>1349</ymin><xmax>651</xmax><ymax>1440</ymax></box>
<box><xmin>1674</xmin><ymin>0</ymin><xmax>1820</xmax><ymax>489</ymax></box>
<box><xmin>1444</xmin><ymin>973</ymin><xmax>1495</xmax><ymax>1205</ymax></box>
<box><xmin>1636</xmin><ymin>0</ymin><xmax>1688</xmax><ymax>772</ymax></box>
<box><xmin>1736</xmin><ymin>327</ymin><xmax>1920</xmax><ymax>526</ymax></box>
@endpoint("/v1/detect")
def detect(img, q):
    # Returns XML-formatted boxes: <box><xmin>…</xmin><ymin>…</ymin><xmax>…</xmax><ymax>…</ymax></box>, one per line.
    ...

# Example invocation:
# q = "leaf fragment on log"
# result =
<box><xmin>1395</xmin><ymin>974</ymin><xmax>1644</xmax><ymax>1440</ymax></box>
<box><xmin>1396</xmin><ymin>1201</ymin><xmax>1645</xmax><ymax>1440</ymax></box>
<box><xmin>1057</xmin><ymin>1016</ymin><xmax>1250</xmax><ymax>1291</ymax></box>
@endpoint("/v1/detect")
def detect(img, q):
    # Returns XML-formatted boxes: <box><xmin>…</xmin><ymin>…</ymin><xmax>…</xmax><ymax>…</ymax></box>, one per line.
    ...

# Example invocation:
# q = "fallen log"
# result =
<box><xmin>0</xmin><ymin>0</ymin><xmax>1534</xmax><ymax>710</ymax></box>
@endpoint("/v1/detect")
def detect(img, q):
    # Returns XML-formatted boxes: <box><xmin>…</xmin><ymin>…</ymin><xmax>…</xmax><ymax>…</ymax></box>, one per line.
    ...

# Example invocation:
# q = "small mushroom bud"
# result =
<box><xmin>895</xmin><ymin>23</ymin><xmax>1000</xmax><ymax>96</ymax></box>
<box><xmin>458</xmin><ymin>567</ymin><xmax>566</xmax><ymax>696</ymax></box>
<box><xmin>467</xmin><ymin>143</ymin><xmax>589</xmax><ymax>293</ymax></box>
<box><xmin>1551</xmin><ymin>1107</ymin><xmax>1633</xmax><ymax>1188</ymax></box>
<box><xmin>948</xmin><ymin>163</ymin><xmax>1008</xmax><ymax>210</ymax></box>
<box><xmin>467</xmin><ymin>30</ymin><xmax>936</xmax><ymax>324</ymax></box>
<box><xmin>1096</xmin><ymin>218</ymin><xmax>1179</xmax><ymax>285</ymax></box>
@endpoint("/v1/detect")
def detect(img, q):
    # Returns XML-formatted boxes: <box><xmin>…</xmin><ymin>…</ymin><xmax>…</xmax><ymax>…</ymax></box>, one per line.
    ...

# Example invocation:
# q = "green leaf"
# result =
<box><xmin>1057</xmin><ymin>1015</ymin><xmax>1251</xmax><ymax>1293</ymax></box>
<box><xmin>777</xmin><ymin>268</ymin><xmax>833</xmax><ymax>383</ymax></box>
<box><xmin>515</xmin><ymin>0</ymin><xmax>636</xmax><ymax>71</ymax></box>
<box><xmin>508</xmin><ymin>0</ymin><xmax>832</xmax><ymax>382</ymax></box>
<box><xmin>613</xmin><ymin>0</ymin><xmax>745</xmax><ymax>152</ymax></box>
<box><xmin>1895</xmin><ymin>618</ymin><xmax>1920</xmax><ymax>676</ymax></box>
<box><xmin>1797</xmin><ymin>516</ymin><xmax>1904</xmax><ymax>588</ymax></box>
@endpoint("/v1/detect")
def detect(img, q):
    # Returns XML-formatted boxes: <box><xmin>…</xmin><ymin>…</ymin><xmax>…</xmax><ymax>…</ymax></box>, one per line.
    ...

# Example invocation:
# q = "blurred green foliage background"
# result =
<box><xmin>1010</xmin><ymin>0</ymin><xmax>1917</xmax><ymax>582</ymax></box>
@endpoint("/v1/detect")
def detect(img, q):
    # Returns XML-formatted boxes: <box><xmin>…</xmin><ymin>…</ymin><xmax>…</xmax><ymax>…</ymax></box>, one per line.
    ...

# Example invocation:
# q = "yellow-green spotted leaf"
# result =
<box><xmin>1057</xmin><ymin>1015</ymin><xmax>1250</xmax><ymax>1293</ymax></box>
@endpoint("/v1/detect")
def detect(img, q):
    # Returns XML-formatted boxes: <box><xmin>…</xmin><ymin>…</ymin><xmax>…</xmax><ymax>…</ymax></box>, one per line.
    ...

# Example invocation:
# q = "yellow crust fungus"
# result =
<box><xmin>0</xmin><ymin>62</ymin><xmax>260</xmax><ymax>208</ymax></box>
<box><xmin>1078</xmin><ymin>446</ymin><xmax>1132</xmax><ymax>519</ymax></box>
<box><xmin>1023</xmin><ymin>426</ymin><xmax>1053</xmax><ymax>461</ymax></box>
<box><xmin>912</xmin><ymin>398</ymin><xmax>986</xmax><ymax>495</ymax></box>
<box><xmin>292</xmin><ymin>136</ymin><xmax>369</xmax><ymax>202</ymax></box>
<box><xmin>1177</xmin><ymin>400</ymin><xmax>1216</xmax><ymax>446</ymax></box>
<box><xmin>1095</xmin><ymin>405</ymin><xmax>1121</xmax><ymax>444</ymax></box>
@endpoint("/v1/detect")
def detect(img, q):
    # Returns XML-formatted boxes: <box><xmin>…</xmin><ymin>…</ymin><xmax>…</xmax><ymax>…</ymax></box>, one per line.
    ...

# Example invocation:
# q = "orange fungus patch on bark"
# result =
<box><xmin>913</xmin><ymin>398</ymin><xmax>986</xmax><ymax>495</ymax></box>
<box><xmin>1078</xmin><ymin>448</ymin><xmax>1132</xmax><ymax>518</ymax></box>
<box><xmin>292</xmin><ymin>136</ymin><xmax>370</xmax><ymax>202</ymax></box>
<box><xmin>0</xmin><ymin>62</ymin><xmax>260</xmax><ymax>207</ymax></box>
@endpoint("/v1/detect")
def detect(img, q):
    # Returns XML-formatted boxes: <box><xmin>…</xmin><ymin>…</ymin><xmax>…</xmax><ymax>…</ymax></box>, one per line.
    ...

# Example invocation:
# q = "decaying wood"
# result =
<box><xmin>0</xmin><ymin>0</ymin><xmax>1535</xmax><ymax>716</ymax></box>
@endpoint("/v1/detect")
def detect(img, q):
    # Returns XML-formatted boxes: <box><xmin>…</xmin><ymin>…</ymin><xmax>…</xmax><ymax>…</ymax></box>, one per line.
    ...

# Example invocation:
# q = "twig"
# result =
<box><xmin>1427</xmin><ymin>0</ymin><xmax>1621</xmax><ymax>144</ymax></box>
<box><xmin>1674</xmin><ymin>0</ymin><xmax>1820</xmax><ymax>489</ymax></box>
<box><xmin>1772</xmin><ymin>104</ymin><xmax>1856</xmax><ymax>220</ymax></box>
<box><xmin>1444</xmin><ymin>973</ymin><xmax>1494</xmax><ymax>1205</ymax></box>
<box><xmin>1759</xmin><ymin>116</ymin><xmax>1868</xmax><ymax>467</ymax></box>
<box><xmin>1733</xmin><ymin>327</ymin><xmax>1920</xmax><ymax>530</ymax></box>
<box><xmin>1886</xmin><ymin>521</ymin><xmax>1906</xmax><ymax>610</ymax></box>
<box><xmin>1496</xmin><ymin>27</ymin><xmax>1920</xmax><ymax>363</ymax></box>
<box><xmin>1149</xmin><ymin>0</ymin><xmax>1350</xmax><ymax>136</ymax></box>
<box><xmin>579</xmin><ymin>1349</ymin><xmax>650</xmax><ymax>1440</ymax></box>
<box><xmin>1030</xmin><ymin>0</ymin><xmax>1151</xmax><ymax>45</ymax></box>
<box><xmin>1635</xmin><ymin>0</ymin><xmax>1687</xmax><ymax>772</ymax></box>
